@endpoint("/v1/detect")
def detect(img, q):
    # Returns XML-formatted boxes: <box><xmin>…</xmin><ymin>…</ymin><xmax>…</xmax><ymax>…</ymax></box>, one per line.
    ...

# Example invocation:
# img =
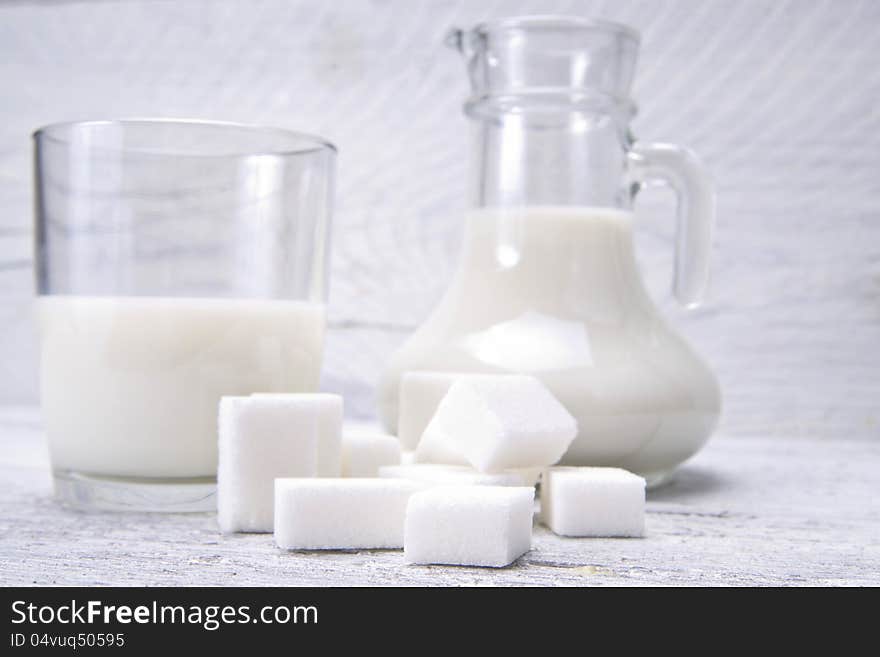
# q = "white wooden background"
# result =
<box><xmin>1</xmin><ymin>0</ymin><xmax>878</xmax><ymax>442</ymax></box>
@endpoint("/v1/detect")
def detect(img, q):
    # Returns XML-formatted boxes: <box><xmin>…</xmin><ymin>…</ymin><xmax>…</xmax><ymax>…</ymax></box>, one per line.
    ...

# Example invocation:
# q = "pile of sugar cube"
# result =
<box><xmin>218</xmin><ymin>373</ymin><xmax>645</xmax><ymax>568</ymax></box>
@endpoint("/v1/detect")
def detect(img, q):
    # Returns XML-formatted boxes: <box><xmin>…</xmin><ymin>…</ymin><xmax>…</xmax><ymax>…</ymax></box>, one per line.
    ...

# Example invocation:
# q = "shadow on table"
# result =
<box><xmin>647</xmin><ymin>466</ymin><xmax>731</xmax><ymax>503</ymax></box>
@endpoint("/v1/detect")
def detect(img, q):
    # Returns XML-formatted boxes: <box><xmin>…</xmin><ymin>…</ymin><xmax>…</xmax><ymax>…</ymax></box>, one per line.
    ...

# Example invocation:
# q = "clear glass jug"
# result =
<box><xmin>379</xmin><ymin>17</ymin><xmax>720</xmax><ymax>485</ymax></box>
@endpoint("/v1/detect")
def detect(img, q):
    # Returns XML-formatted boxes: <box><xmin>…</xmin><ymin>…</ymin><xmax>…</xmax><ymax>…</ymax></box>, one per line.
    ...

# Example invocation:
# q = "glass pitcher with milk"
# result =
<box><xmin>379</xmin><ymin>17</ymin><xmax>721</xmax><ymax>485</ymax></box>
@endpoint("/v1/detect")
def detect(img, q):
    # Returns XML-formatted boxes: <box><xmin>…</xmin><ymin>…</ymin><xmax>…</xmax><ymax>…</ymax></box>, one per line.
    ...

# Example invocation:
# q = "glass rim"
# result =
<box><xmin>472</xmin><ymin>15</ymin><xmax>641</xmax><ymax>44</ymax></box>
<box><xmin>32</xmin><ymin>118</ymin><xmax>337</xmax><ymax>158</ymax></box>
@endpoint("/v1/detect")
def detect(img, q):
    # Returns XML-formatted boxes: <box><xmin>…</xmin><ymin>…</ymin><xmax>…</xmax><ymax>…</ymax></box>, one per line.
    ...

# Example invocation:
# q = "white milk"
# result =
<box><xmin>38</xmin><ymin>296</ymin><xmax>326</xmax><ymax>479</ymax></box>
<box><xmin>380</xmin><ymin>206</ymin><xmax>720</xmax><ymax>482</ymax></box>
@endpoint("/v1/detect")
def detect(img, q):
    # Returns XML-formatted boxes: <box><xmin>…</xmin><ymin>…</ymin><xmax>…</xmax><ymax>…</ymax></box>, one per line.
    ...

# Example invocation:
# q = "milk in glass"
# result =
<box><xmin>38</xmin><ymin>296</ymin><xmax>325</xmax><ymax>479</ymax></box>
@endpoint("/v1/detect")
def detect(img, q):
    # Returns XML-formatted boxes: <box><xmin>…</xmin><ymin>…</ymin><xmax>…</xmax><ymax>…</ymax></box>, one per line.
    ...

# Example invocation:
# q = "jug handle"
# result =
<box><xmin>627</xmin><ymin>142</ymin><xmax>715</xmax><ymax>308</ymax></box>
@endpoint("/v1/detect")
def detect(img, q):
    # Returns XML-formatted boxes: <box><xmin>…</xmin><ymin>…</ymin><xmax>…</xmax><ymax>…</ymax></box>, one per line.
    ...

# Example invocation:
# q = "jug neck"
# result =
<box><xmin>467</xmin><ymin>105</ymin><xmax>634</xmax><ymax>209</ymax></box>
<box><xmin>451</xmin><ymin>16</ymin><xmax>641</xmax><ymax>209</ymax></box>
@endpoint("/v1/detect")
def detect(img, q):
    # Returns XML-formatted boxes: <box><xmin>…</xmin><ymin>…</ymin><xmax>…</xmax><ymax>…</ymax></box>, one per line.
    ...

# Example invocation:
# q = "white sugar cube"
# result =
<box><xmin>217</xmin><ymin>396</ymin><xmax>318</xmax><ymax>533</ymax></box>
<box><xmin>400</xmin><ymin>450</ymin><xmax>417</xmax><ymax>465</ymax></box>
<box><xmin>253</xmin><ymin>393</ymin><xmax>342</xmax><ymax>477</ymax></box>
<box><xmin>413</xmin><ymin>415</ymin><xmax>469</xmax><ymax>465</ymax></box>
<box><xmin>404</xmin><ymin>486</ymin><xmax>535</xmax><ymax>567</ymax></box>
<box><xmin>341</xmin><ymin>433</ymin><xmax>401</xmax><ymax>477</ymax></box>
<box><xmin>274</xmin><ymin>478</ymin><xmax>425</xmax><ymax>549</ymax></box>
<box><xmin>407</xmin><ymin>373</ymin><xmax>537</xmax><ymax>467</ymax></box>
<box><xmin>379</xmin><ymin>463</ymin><xmax>528</xmax><ymax>487</ymax></box>
<box><xmin>429</xmin><ymin>374</ymin><xmax>577</xmax><ymax>472</ymax></box>
<box><xmin>399</xmin><ymin>371</ymin><xmax>506</xmax><ymax>454</ymax></box>
<box><xmin>541</xmin><ymin>467</ymin><xmax>646</xmax><ymax>537</ymax></box>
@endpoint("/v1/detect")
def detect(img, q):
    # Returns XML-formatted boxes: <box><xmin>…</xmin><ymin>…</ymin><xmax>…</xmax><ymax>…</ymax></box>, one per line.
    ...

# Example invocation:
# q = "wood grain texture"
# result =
<box><xmin>0</xmin><ymin>1</ymin><xmax>878</xmax><ymax>442</ymax></box>
<box><xmin>0</xmin><ymin>408</ymin><xmax>877</xmax><ymax>586</ymax></box>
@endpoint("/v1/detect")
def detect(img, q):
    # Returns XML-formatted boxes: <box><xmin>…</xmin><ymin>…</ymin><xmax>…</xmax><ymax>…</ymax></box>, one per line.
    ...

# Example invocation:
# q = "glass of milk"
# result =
<box><xmin>33</xmin><ymin>119</ymin><xmax>335</xmax><ymax>511</ymax></box>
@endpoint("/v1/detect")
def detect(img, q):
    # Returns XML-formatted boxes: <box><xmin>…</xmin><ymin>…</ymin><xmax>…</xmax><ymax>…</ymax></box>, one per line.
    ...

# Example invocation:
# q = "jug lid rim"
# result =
<box><xmin>471</xmin><ymin>15</ymin><xmax>641</xmax><ymax>44</ymax></box>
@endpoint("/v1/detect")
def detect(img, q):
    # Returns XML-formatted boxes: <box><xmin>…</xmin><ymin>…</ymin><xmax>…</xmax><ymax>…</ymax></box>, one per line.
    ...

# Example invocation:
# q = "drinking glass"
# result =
<box><xmin>33</xmin><ymin>119</ymin><xmax>336</xmax><ymax>511</ymax></box>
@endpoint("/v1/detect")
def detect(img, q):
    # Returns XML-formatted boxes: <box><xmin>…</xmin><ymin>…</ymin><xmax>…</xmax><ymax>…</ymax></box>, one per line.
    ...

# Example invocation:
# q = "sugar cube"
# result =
<box><xmin>274</xmin><ymin>478</ymin><xmax>425</xmax><ymax>549</ymax></box>
<box><xmin>378</xmin><ymin>463</ymin><xmax>528</xmax><ymax>487</ymax></box>
<box><xmin>429</xmin><ymin>374</ymin><xmax>577</xmax><ymax>472</ymax></box>
<box><xmin>217</xmin><ymin>396</ymin><xmax>318</xmax><ymax>533</ymax></box>
<box><xmin>341</xmin><ymin>432</ymin><xmax>401</xmax><ymax>477</ymax></box>
<box><xmin>541</xmin><ymin>467</ymin><xmax>646</xmax><ymax>537</ymax></box>
<box><xmin>399</xmin><ymin>371</ymin><xmax>503</xmax><ymax>455</ymax></box>
<box><xmin>404</xmin><ymin>486</ymin><xmax>535</xmax><ymax>567</ymax></box>
<box><xmin>253</xmin><ymin>393</ymin><xmax>342</xmax><ymax>477</ymax></box>
<box><xmin>413</xmin><ymin>414</ymin><xmax>468</xmax><ymax>465</ymax></box>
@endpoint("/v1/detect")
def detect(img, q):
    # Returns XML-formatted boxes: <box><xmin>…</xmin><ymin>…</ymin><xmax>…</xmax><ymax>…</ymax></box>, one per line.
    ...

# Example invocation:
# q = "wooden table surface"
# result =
<box><xmin>1</xmin><ymin>407</ymin><xmax>877</xmax><ymax>587</ymax></box>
